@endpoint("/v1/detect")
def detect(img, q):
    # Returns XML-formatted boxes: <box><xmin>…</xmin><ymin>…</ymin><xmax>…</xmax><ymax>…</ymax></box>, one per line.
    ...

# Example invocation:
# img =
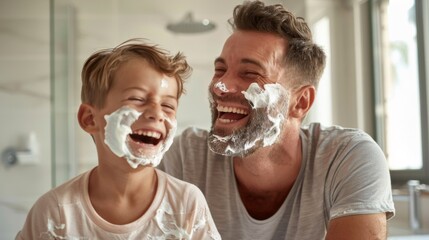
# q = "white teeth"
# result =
<box><xmin>216</xmin><ymin>105</ymin><xmax>248</xmax><ymax>115</ymax></box>
<box><xmin>133</xmin><ymin>130</ymin><xmax>161</xmax><ymax>139</ymax></box>
<box><xmin>219</xmin><ymin>118</ymin><xmax>235</xmax><ymax>123</ymax></box>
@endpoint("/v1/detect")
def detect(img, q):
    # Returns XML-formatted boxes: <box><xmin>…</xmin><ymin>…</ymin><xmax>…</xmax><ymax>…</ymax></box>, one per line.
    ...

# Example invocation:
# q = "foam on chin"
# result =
<box><xmin>104</xmin><ymin>106</ymin><xmax>177</xmax><ymax>168</ymax></box>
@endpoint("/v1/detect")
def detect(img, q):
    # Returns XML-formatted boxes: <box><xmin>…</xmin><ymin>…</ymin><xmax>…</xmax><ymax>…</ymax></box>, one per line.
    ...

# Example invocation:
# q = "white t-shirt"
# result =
<box><xmin>16</xmin><ymin>168</ymin><xmax>221</xmax><ymax>240</ymax></box>
<box><xmin>158</xmin><ymin>123</ymin><xmax>395</xmax><ymax>240</ymax></box>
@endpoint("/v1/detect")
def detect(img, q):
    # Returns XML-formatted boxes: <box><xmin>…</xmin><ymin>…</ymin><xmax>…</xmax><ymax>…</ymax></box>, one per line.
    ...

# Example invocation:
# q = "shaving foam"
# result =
<box><xmin>214</xmin><ymin>81</ymin><xmax>229</xmax><ymax>92</ymax></box>
<box><xmin>149</xmin><ymin>199</ymin><xmax>220</xmax><ymax>239</ymax></box>
<box><xmin>104</xmin><ymin>106</ymin><xmax>177</xmax><ymax>168</ymax></box>
<box><xmin>161</xmin><ymin>78</ymin><xmax>169</xmax><ymax>88</ymax></box>
<box><xmin>40</xmin><ymin>218</ymin><xmax>81</xmax><ymax>239</ymax></box>
<box><xmin>208</xmin><ymin>83</ymin><xmax>288</xmax><ymax>157</ymax></box>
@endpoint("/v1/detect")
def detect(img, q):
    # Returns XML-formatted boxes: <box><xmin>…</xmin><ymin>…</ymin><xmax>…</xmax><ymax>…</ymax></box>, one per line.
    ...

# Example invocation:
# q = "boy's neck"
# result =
<box><xmin>88</xmin><ymin>164</ymin><xmax>158</xmax><ymax>224</ymax></box>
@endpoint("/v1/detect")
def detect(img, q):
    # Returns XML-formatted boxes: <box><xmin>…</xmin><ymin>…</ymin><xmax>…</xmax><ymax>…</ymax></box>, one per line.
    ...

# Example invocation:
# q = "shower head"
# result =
<box><xmin>166</xmin><ymin>12</ymin><xmax>216</xmax><ymax>34</ymax></box>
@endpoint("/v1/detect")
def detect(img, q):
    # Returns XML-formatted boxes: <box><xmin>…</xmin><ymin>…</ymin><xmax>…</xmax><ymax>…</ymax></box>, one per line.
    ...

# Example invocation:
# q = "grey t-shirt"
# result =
<box><xmin>159</xmin><ymin>123</ymin><xmax>395</xmax><ymax>240</ymax></box>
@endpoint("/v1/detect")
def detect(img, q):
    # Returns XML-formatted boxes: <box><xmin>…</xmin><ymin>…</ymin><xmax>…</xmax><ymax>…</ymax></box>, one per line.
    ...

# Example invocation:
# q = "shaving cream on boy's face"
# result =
<box><xmin>208</xmin><ymin>82</ymin><xmax>290</xmax><ymax>157</ymax></box>
<box><xmin>104</xmin><ymin>106</ymin><xmax>177</xmax><ymax>168</ymax></box>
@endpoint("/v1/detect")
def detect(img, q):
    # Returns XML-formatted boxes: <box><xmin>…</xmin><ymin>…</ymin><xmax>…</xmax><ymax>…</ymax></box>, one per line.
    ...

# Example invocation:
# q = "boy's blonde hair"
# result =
<box><xmin>81</xmin><ymin>38</ymin><xmax>192</xmax><ymax>108</ymax></box>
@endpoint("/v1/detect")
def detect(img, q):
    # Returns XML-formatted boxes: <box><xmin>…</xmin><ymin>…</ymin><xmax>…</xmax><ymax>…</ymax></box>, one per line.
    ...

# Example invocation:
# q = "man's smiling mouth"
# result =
<box><xmin>217</xmin><ymin>105</ymin><xmax>249</xmax><ymax>123</ymax></box>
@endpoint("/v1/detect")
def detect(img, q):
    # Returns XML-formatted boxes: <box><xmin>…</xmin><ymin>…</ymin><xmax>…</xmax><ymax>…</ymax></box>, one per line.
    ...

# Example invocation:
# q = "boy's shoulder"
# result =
<box><xmin>26</xmin><ymin>170</ymin><xmax>90</xmax><ymax>218</ymax></box>
<box><xmin>156</xmin><ymin>169</ymin><xmax>200</xmax><ymax>191</ymax></box>
<box><xmin>36</xmin><ymin>170</ymin><xmax>90</xmax><ymax>208</ymax></box>
<box><xmin>156</xmin><ymin>169</ymin><xmax>205</xmax><ymax>202</ymax></box>
<box><xmin>156</xmin><ymin>169</ymin><xmax>210</xmax><ymax>216</ymax></box>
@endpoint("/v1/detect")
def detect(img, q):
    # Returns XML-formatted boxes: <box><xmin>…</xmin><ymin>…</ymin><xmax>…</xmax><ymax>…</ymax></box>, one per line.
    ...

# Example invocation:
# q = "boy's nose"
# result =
<box><xmin>142</xmin><ymin>104</ymin><xmax>164</xmax><ymax>122</ymax></box>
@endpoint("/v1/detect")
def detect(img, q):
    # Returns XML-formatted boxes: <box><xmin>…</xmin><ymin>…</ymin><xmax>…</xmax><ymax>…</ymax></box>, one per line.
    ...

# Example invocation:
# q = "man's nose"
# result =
<box><xmin>212</xmin><ymin>78</ymin><xmax>239</xmax><ymax>97</ymax></box>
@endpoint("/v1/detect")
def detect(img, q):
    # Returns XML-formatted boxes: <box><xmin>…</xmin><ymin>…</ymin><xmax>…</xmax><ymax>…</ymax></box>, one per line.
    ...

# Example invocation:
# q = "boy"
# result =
<box><xmin>16</xmin><ymin>39</ymin><xmax>221</xmax><ymax>239</ymax></box>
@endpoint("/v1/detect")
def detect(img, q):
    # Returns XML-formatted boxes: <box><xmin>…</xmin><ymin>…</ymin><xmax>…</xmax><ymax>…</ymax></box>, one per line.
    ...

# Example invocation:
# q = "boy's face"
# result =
<box><xmin>94</xmin><ymin>57</ymin><xmax>179</xmax><ymax>167</ymax></box>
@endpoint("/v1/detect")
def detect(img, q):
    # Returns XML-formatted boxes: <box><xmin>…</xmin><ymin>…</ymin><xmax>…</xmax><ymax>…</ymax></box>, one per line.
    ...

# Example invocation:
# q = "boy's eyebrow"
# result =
<box><xmin>123</xmin><ymin>86</ymin><xmax>148</xmax><ymax>92</ymax></box>
<box><xmin>123</xmin><ymin>87</ymin><xmax>178</xmax><ymax>100</ymax></box>
<box><xmin>165</xmin><ymin>95</ymin><xmax>178</xmax><ymax>100</ymax></box>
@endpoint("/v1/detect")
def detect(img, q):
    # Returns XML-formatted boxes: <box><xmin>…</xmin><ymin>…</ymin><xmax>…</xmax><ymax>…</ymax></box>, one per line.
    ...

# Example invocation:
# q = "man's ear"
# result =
<box><xmin>289</xmin><ymin>85</ymin><xmax>316</xmax><ymax>119</ymax></box>
<box><xmin>77</xmin><ymin>103</ymin><xmax>98</xmax><ymax>134</ymax></box>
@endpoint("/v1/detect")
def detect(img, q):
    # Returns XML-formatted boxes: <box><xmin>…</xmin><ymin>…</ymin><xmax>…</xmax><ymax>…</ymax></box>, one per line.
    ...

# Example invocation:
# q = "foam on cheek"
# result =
<box><xmin>104</xmin><ymin>106</ymin><xmax>177</xmax><ymax>168</ymax></box>
<box><xmin>242</xmin><ymin>83</ymin><xmax>285</xmax><ymax>147</ymax></box>
<box><xmin>242</xmin><ymin>83</ymin><xmax>281</xmax><ymax>108</ymax></box>
<box><xmin>104</xmin><ymin>106</ymin><xmax>141</xmax><ymax>159</ymax></box>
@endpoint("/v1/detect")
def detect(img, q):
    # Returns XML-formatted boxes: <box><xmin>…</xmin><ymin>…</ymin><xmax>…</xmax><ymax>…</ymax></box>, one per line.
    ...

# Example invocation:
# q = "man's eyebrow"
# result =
<box><xmin>241</xmin><ymin>58</ymin><xmax>264</xmax><ymax>69</ymax></box>
<box><xmin>214</xmin><ymin>57</ymin><xmax>264</xmax><ymax>69</ymax></box>
<box><xmin>214</xmin><ymin>57</ymin><xmax>225</xmax><ymax>65</ymax></box>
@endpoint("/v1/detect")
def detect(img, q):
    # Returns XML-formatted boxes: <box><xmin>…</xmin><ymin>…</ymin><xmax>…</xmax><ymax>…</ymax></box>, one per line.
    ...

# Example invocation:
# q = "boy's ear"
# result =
<box><xmin>77</xmin><ymin>103</ymin><xmax>98</xmax><ymax>134</ymax></box>
<box><xmin>289</xmin><ymin>85</ymin><xmax>316</xmax><ymax>119</ymax></box>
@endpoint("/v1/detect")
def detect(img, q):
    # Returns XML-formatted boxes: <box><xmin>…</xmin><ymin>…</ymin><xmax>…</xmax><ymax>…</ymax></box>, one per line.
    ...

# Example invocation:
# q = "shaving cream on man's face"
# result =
<box><xmin>208</xmin><ymin>83</ymin><xmax>289</xmax><ymax>157</ymax></box>
<box><xmin>104</xmin><ymin>106</ymin><xmax>177</xmax><ymax>168</ymax></box>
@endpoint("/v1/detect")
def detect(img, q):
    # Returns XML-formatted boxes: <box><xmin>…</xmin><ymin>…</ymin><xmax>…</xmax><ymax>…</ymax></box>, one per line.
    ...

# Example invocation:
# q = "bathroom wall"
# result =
<box><xmin>57</xmin><ymin>0</ymin><xmax>293</xmax><ymax>174</ymax></box>
<box><xmin>0</xmin><ymin>0</ymin><xmax>51</xmax><ymax>239</ymax></box>
<box><xmin>5</xmin><ymin>0</ymin><xmax>426</xmax><ymax>238</ymax></box>
<box><xmin>0</xmin><ymin>1</ymin><xmax>293</xmax><ymax>239</ymax></box>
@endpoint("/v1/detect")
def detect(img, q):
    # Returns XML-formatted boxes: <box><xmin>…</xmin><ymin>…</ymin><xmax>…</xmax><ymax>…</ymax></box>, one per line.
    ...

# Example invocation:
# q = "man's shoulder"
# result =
<box><xmin>301</xmin><ymin>122</ymin><xmax>373</xmax><ymax>143</ymax></box>
<box><xmin>178</xmin><ymin>126</ymin><xmax>209</xmax><ymax>140</ymax></box>
<box><xmin>172</xmin><ymin>127</ymin><xmax>210</xmax><ymax>151</ymax></box>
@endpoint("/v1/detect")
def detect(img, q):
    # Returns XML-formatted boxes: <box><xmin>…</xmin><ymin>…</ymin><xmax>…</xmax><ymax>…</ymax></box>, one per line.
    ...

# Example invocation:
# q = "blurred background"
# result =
<box><xmin>1</xmin><ymin>0</ymin><xmax>428</xmax><ymax>239</ymax></box>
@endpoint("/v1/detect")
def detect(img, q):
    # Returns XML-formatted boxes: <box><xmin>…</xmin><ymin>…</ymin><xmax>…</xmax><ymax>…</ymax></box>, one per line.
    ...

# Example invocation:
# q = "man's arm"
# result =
<box><xmin>325</xmin><ymin>213</ymin><xmax>387</xmax><ymax>240</ymax></box>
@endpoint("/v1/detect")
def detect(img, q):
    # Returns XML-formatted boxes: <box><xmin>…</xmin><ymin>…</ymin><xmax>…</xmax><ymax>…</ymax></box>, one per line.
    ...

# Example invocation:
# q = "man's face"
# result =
<box><xmin>208</xmin><ymin>30</ymin><xmax>290</xmax><ymax>157</ymax></box>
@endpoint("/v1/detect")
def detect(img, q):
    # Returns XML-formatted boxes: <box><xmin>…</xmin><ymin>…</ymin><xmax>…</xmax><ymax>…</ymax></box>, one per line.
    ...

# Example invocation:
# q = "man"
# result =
<box><xmin>159</xmin><ymin>1</ymin><xmax>395</xmax><ymax>239</ymax></box>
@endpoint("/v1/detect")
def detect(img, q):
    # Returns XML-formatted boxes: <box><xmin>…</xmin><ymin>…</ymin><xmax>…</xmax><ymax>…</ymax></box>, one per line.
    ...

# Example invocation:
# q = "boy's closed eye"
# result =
<box><xmin>128</xmin><ymin>97</ymin><xmax>145</xmax><ymax>102</ymax></box>
<box><xmin>162</xmin><ymin>103</ymin><xmax>176</xmax><ymax>111</ymax></box>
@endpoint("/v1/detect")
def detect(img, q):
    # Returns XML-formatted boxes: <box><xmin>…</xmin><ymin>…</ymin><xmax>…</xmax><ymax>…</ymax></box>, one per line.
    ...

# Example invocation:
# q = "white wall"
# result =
<box><xmin>306</xmin><ymin>0</ymin><xmax>374</xmax><ymax>133</ymax></box>
<box><xmin>2</xmin><ymin>0</ymin><xmax>427</xmax><ymax>238</ymax></box>
<box><xmin>0</xmin><ymin>0</ymin><xmax>51</xmax><ymax>238</ymax></box>
<box><xmin>305</xmin><ymin>0</ymin><xmax>429</xmax><ymax>234</ymax></box>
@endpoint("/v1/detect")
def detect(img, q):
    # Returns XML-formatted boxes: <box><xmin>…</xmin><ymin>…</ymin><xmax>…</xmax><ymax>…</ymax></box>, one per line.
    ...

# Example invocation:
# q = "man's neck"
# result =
<box><xmin>233</xmin><ymin>132</ymin><xmax>302</xmax><ymax>220</ymax></box>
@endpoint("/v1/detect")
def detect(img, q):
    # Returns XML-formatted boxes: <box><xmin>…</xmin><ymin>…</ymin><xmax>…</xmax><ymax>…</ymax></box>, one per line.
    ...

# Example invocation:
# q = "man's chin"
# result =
<box><xmin>207</xmin><ymin>137</ymin><xmax>260</xmax><ymax>157</ymax></box>
<box><xmin>212</xmin><ymin>123</ymin><xmax>245</xmax><ymax>137</ymax></box>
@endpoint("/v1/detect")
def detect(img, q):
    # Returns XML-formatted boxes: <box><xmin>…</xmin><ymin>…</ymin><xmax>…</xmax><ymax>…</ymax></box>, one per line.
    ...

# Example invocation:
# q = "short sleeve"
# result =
<box><xmin>16</xmin><ymin>192</ymin><xmax>63</xmax><ymax>239</ymax></box>
<box><xmin>327</xmin><ymin>134</ymin><xmax>395</xmax><ymax>220</ymax></box>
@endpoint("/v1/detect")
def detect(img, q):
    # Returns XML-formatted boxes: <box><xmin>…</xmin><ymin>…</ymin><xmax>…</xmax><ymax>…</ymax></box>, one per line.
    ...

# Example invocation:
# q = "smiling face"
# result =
<box><xmin>94</xmin><ymin>57</ymin><xmax>179</xmax><ymax>168</ymax></box>
<box><xmin>208</xmin><ymin>30</ymin><xmax>291</xmax><ymax>157</ymax></box>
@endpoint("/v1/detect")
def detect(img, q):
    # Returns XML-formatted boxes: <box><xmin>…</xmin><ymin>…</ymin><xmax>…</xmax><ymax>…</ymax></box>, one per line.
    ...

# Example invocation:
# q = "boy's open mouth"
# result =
<box><xmin>129</xmin><ymin>130</ymin><xmax>162</xmax><ymax>146</ymax></box>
